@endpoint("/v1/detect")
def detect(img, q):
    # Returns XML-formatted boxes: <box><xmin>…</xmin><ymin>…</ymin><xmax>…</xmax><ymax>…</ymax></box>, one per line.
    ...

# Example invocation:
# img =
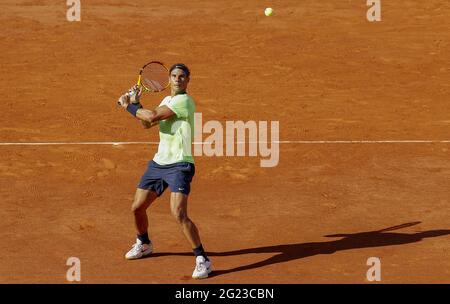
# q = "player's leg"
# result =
<box><xmin>170</xmin><ymin>192</ymin><xmax>212</xmax><ymax>279</ymax></box>
<box><xmin>170</xmin><ymin>192</ymin><xmax>201</xmax><ymax>247</ymax></box>
<box><xmin>166</xmin><ymin>162</ymin><xmax>200</xmax><ymax>247</ymax></box>
<box><xmin>131</xmin><ymin>188</ymin><xmax>158</xmax><ymax>236</ymax></box>
<box><xmin>164</xmin><ymin>162</ymin><xmax>211</xmax><ymax>278</ymax></box>
<box><xmin>125</xmin><ymin>160</ymin><xmax>168</xmax><ymax>260</ymax></box>
<box><xmin>125</xmin><ymin>188</ymin><xmax>158</xmax><ymax>260</ymax></box>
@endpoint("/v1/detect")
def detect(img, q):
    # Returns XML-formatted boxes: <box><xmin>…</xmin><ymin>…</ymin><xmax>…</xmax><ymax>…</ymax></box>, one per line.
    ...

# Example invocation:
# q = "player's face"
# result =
<box><xmin>170</xmin><ymin>69</ymin><xmax>189</xmax><ymax>94</ymax></box>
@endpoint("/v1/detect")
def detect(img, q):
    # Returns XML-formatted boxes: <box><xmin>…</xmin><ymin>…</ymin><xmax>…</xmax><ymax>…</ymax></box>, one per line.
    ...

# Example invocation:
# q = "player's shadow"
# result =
<box><xmin>151</xmin><ymin>222</ymin><xmax>450</xmax><ymax>277</ymax></box>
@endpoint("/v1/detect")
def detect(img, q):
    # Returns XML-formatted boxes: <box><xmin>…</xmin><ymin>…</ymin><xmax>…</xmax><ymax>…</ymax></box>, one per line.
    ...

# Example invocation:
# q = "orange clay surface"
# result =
<box><xmin>0</xmin><ymin>1</ymin><xmax>449</xmax><ymax>283</ymax></box>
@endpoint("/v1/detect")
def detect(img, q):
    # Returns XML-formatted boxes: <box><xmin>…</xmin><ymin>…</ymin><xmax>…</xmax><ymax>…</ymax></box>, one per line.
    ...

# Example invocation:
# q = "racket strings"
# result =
<box><xmin>141</xmin><ymin>63</ymin><xmax>169</xmax><ymax>92</ymax></box>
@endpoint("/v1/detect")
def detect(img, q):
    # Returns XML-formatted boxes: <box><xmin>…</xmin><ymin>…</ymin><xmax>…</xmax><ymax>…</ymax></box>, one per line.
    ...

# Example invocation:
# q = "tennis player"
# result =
<box><xmin>117</xmin><ymin>63</ymin><xmax>212</xmax><ymax>279</ymax></box>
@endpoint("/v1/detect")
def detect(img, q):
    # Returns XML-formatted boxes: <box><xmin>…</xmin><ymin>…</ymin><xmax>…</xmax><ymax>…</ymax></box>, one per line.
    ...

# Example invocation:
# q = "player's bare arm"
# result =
<box><xmin>139</xmin><ymin>120</ymin><xmax>155</xmax><ymax>129</ymax></box>
<box><xmin>136</xmin><ymin>106</ymin><xmax>175</xmax><ymax>124</ymax></box>
<box><xmin>118</xmin><ymin>88</ymin><xmax>175</xmax><ymax>128</ymax></box>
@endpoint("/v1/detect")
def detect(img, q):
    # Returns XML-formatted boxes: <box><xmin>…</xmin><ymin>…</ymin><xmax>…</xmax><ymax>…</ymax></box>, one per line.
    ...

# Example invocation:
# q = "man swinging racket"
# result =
<box><xmin>117</xmin><ymin>63</ymin><xmax>212</xmax><ymax>279</ymax></box>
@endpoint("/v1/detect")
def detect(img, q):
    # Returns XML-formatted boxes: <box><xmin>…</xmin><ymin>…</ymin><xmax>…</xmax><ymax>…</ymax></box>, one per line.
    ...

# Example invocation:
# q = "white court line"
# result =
<box><xmin>0</xmin><ymin>141</ymin><xmax>159</xmax><ymax>146</ymax></box>
<box><xmin>277</xmin><ymin>140</ymin><xmax>450</xmax><ymax>144</ymax></box>
<box><xmin>0</xmin><ymin>140</ymin><xmax>449</xmax><ymax>146</ymax></box>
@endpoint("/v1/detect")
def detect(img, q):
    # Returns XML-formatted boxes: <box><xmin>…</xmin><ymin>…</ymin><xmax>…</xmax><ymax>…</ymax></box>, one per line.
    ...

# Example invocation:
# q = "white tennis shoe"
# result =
<box><xmin>125</xmin><ymin>239</ymin><xmax>153</xmax><ymax>260</ymax></box>
<box><xmin>192</xmin><ymin>256</ymin><xmax>212</xmax><ymax>279</ymax></box>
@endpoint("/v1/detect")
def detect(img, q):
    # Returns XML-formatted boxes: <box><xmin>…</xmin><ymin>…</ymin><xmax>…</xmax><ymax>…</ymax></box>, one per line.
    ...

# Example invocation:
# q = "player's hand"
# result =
<box><xmin>117</xmin><ymin>93</ymin><xmax>130</xmax><ymax>108</ymax></box>
<box><xmin>127</xmin><ymin>85</ymin><xmax>142</xmax><ymax>104</ymax></box>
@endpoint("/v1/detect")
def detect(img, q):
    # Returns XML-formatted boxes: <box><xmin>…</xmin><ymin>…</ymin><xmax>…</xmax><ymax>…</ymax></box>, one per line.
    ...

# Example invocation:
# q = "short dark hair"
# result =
<box><xmin>169</xmin><ymin>63</ymin><xmax>190</xmax><ymax>77</ymax></box>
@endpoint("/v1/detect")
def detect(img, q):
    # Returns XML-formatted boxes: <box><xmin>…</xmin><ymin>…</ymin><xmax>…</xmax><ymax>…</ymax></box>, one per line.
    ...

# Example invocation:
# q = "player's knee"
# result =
<box><xmin>131</xmin><ymin>203</ymin><xmax>139</xmax><ymax>213</ymax></box>
<box><xmin>172</xmin><ymin>209</ymin><xmax>187</xmax><ymax>224</ymax></box>
<box><xmin>131</xmin><ymin>199</ymin><xmax>146</xmax><ymax>213</ymax></box>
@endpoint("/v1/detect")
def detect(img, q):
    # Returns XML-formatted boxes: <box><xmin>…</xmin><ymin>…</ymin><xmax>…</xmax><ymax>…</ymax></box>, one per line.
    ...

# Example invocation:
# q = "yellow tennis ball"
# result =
<box><xmin>264</xmin><ymin>7</ymin><xmax>273</xmax><ymax>17</ymax></box>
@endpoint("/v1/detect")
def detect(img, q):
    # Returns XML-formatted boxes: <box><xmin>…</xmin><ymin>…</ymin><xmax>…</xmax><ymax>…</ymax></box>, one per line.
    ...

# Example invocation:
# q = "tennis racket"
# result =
<box><xmin>135</xmin><ymin>61</ymin><xmax>170</xmax><ymax>93</ymax></box>
<box><xmin>119</xmin><ymin>61</ymin><xmax>170</xmax><ymax>105</ymax></box>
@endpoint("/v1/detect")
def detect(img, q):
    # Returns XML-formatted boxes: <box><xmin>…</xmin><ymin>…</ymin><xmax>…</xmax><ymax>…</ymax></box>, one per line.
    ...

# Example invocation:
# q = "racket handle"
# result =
<box><xmin>126</xmin><ymin>75</ymin><xmax>142</xmax><ymax>98</ymax></box>
<box><xmin>121</xmin><ymin>74</ymin><xmax>142</xmax><ymax>105</ymax></box>
<box><xmin>137</xmin><ymin>74</ymin><xmax>142</xmax><ymax>87</ymax></box>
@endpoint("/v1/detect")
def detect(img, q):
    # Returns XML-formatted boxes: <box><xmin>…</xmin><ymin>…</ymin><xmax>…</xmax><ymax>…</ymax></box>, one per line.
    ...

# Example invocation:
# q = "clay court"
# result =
<box><xmin>1</xmin><ymin>0</ymin><xmax>449</xmax><ymax>284</ymax></box>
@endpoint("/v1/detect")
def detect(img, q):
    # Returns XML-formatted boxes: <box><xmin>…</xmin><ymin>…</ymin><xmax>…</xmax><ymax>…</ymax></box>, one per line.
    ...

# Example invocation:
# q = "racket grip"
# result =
<box><xmin>127</xmin><ymin>75</ymin><xmax>142</xmax><ymax>98</ymax></box>
<box><xmin>137</xmin><ymin>75</ymin><xmax>142</xmax><ymax>87</ymax></box>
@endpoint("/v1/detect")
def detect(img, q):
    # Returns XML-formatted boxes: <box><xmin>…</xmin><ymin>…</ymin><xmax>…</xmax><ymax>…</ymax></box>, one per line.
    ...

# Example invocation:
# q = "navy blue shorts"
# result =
<box><xmin>138</xmin><ymin>161</ymin><xmax>195</xmax><ymax>196</ymax></box>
